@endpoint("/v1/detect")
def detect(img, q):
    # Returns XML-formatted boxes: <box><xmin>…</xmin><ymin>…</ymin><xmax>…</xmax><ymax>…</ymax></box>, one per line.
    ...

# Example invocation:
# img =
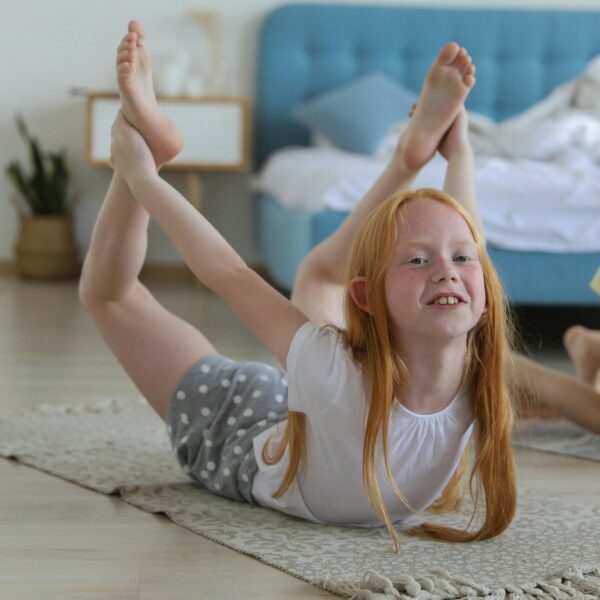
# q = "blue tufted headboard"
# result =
<box><xmin>255</xmin><ymin>3</ymin><xmax>600</xmax><ymax>167</ymax></box>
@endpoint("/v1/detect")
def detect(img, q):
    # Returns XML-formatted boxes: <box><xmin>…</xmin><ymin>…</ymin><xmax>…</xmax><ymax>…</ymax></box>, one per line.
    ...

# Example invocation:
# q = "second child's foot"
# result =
<box><xmin>396</xmin><ymin>43</ymin><xmax>476</xmax><ymax>172</ymax></box>
<box><xmin>563</xmin><ymin>325</ymin><xmax>600</xmax><ymax>390</ymax></box>
<box><xmin>116</xmin><ymin>21</ymin><xmax>183</xmax><ymax>166</ymax></box>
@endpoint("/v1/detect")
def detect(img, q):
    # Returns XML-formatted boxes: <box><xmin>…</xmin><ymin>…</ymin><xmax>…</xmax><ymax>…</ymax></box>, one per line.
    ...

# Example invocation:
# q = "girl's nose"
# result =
<box><xmin>431</xmin><ymin>261</ymin><xmax>459</xmax><ymax>283</ymax></box>
<box><xmin>431</xmin><ymin>272</ymin><xmax>459</xmax><ymax>283</ymax></box>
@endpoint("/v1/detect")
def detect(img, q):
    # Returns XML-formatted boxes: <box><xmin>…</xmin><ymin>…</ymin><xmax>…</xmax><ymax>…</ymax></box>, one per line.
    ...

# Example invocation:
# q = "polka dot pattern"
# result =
<box><xmin>165</xmin><ymin>353</ymin><xmax>289</xmax><ymax>505</ymax></box>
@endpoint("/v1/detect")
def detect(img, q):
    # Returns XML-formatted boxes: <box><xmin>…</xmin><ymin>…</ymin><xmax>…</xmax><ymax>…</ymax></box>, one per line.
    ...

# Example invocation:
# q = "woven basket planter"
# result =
<box><xmin>15</xmin><ymin>216</ymin><xmax>79</xmax><ymax>279</ymax></box>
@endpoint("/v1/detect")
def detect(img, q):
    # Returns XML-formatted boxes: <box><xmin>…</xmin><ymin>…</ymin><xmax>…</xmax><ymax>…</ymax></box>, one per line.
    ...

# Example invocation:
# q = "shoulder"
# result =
<box><xmin>288</xmin><ymin>321</ymin><xmax>354</xmax><ymax>368</ymax></box>
<box><xmin>286</xmin><ymin>321</ymin><xmax>361</xmax><ymax>390</ymax></box>
<box><xmin>286</xmin><ymin>321</ymin><xmax>365</xmax><ymax>415</ymax></box>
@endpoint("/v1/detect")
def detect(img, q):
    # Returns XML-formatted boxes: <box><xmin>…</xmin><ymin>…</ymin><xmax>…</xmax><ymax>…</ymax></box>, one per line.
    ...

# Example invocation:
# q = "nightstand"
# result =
<box><xmin>86</xmin><ymin>94</ymin><xmax>251</xmax><ymax>211</ymax></box>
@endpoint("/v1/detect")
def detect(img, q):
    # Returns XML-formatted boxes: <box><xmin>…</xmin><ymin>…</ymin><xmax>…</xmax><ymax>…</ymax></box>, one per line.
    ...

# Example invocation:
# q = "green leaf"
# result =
<box><xmin>28</xmin><ymin>136</ymin><xmax>49</xmax><ymax>213</ymax></box>
<box><xmin>6</xmin><ymin>115</ymin><xmax>71</xmax><ymax>216</ymax></box>
<box><xmin>5</xmin><ymin>162</ymin><xmax>43</xmax><ymax>214</ymax></box>
<box><xmin>16</xmin><ymin>114</ymin><xmax>29</xmax><ymax>140</ymax></box>
<box><xmin>48</xmin><ymin>151</ymin><xmax>70</xmax><ymax>215</ymax></box>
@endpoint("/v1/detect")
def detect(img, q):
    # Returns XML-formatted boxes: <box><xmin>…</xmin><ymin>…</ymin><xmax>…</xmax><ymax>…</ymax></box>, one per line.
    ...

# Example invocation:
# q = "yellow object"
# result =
<box><xmin>590</xmin><ymin>265</ymin><xmax>600</xmax><ymax>295</ymax></box>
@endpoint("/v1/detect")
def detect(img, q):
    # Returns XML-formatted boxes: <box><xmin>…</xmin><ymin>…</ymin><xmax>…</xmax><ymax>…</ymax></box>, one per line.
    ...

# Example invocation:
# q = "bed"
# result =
<box><xmin>252</xmin><ymin>3</ymin><xmax>600</xmax><ymax>306</ymax></box>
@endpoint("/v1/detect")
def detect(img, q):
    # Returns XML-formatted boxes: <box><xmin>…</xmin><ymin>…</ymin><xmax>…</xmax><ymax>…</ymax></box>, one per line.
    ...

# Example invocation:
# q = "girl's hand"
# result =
<box><xmin>109</xmin><ymin>111</ymin><xmax>156</xmax><ymax>183</ymax></box>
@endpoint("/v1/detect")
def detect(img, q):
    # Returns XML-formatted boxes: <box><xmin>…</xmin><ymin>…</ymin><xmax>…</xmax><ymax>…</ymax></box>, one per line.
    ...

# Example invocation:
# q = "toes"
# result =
<box><xmin>463</xmin><ymin>64</ymin><xmax>476</xmax><ymax>86</ymax></box>
<box><xmin>128</xmin><ymin>20</ymin><xmax>145</xmax><ymax>43</ymax></box>
<box><xmin>437</xmin><ymin>42</ymin><xmax>460</xmax><ymax>65</ymax></box>
<box><xmin>117</xmin><ymin>48</ymin><xmax>130</xmax><ymax>62</ymax></box>
<box><xmin>119</xmin><ymin>33</ymin><xmax>136</xmax><ymax>50</ymax></box>
<box><xmin>452</xmin><ymin>48</ymin><xmax>473</xmax><ymax>74</ymax></box>
<box><xmin>117</xmin><ymin>38</ymin><xmax>136</xmax><ymax>60</ymax></box>
<box><xmin>117</xmin><ymin>62</ymin><xmax>132</xmax><ymax>79</ymax></box>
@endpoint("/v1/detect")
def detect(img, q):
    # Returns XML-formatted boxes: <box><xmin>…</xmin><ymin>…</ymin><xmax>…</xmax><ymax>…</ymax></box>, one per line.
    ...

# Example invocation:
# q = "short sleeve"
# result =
<box><xmin>286</xmin><ymin>321</ymin><xmax>344</xmax><ymax>415</ymax></box>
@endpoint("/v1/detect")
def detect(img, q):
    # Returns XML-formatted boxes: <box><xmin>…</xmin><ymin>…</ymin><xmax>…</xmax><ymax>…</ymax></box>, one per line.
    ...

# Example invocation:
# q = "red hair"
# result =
<box><xmin>263</xmin><ymin>188</ymin><xmax>518</xmax><ymax>552</ymax></box>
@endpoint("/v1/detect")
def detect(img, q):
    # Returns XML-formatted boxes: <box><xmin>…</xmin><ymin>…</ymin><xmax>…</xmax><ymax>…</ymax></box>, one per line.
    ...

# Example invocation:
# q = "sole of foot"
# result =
<box><xmin>116</xmin><ymin>21</ymin><xmax>183</xmax><ymax>166</ymax></box>
<box><xmin>563</xmin><ymin>325</ymin><xmax>600</xmax><ymax>388</ymax></box>
<box><xmin>399</xmin><ymin>42</ymin><xmax>476</xmax><ymax>172</ymax></box>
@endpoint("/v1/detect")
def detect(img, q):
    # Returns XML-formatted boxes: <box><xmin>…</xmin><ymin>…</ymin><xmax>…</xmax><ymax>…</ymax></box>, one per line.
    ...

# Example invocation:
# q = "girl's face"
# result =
<box><xmin>384</xmin><ymin>198</ymin><xmax>487</xmax><ymax>347</ymax></box>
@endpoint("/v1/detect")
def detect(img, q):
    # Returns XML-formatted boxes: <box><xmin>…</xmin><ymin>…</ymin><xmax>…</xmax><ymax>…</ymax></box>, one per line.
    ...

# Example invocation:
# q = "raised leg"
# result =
<box><xmin>291</xmin><ymin>43</ymin><xmax>476</xmax><ymax>327</ymax></box>
<box><xmin>79</xmin><ymin>24</ymin><xmax>217</xmax><ymax>420</ymax></box>
<box><xmin>79</xmin><ymin>173</ymin><xmax>218</xmax><ymax>420</ymax></box>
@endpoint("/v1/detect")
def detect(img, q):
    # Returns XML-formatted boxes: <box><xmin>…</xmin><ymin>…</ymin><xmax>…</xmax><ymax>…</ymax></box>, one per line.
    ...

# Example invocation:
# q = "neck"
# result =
<box><xmin>395</xmin><ymin>335</ymin><xmax>468</xmax><ymax>414</ymax></box>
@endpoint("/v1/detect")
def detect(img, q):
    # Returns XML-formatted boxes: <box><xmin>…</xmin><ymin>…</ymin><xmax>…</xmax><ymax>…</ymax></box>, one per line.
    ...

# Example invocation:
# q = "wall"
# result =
<box><xmin>1</xmin><ymin>0</ymin><xmax>599</xmax><ymax>269</ymax></box>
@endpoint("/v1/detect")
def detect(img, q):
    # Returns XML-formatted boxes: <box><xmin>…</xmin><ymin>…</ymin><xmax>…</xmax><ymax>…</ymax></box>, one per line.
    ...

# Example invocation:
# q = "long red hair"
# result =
<box><xmin>263</xmin><ymin>188</ymin><xmax>518</xmax><ymax>552</ymax></box>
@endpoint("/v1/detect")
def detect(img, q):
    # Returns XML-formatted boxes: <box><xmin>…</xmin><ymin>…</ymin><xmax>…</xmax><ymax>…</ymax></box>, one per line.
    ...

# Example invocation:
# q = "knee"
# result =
<box><xmin>78</xmin><ymin>273</ymin><xmax>142</xmax><ymax>310</ymax></box>
<box><xmin>77</xmin><ymin>265</ymin><xmax>106</xmax><ymax>309</ymax></box>
<box><xmin>78</xmin><ymin>271</ymin><xmax>96</xmax><ymax>310</ymax></box>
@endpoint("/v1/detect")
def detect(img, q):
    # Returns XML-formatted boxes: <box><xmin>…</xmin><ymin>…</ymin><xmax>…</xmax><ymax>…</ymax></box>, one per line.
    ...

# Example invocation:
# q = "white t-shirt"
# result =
<box><xmin>251</xmin><ymin>321</ymin><xmax>474</xmax><ymax>528</ymax></box>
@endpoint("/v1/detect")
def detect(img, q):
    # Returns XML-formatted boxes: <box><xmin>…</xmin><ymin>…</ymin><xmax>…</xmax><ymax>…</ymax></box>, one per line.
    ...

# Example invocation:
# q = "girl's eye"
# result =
<box><xmin>454</xmin><ymin>255</ymin><xmax>472</xmax><ymax>263</ymax></box>
<box><xmin>408</xmin><ymin>257</ymin><xmax>427</xmax><ymax>265</ymax></box>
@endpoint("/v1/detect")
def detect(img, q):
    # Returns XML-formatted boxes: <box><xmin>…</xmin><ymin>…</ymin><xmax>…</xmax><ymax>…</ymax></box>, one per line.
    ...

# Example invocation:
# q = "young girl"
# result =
<box><xmin>80</xmin><ymin>22</ymin><xmax>600</xmax><ymax>553</ymax></box>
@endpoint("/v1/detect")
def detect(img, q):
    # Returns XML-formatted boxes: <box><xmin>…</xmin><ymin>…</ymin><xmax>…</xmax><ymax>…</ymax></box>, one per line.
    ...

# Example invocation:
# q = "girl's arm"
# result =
<box><xmin>128</xmin><ymin>174</ymin><xmax>308</xmax><ymax>369</ymax></box>
<box><xmin>440</xmin><ymin>111</ymin><xmax>485</xmax><ymax>236</ymax></box>
<box><xmin>111</xmin><ymin>113</ymin><xmax>309</xmax><ymax>369</ymax></box>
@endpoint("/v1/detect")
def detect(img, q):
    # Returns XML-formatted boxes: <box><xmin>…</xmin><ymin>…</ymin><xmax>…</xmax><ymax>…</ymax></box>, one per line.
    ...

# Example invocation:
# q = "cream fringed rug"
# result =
<box><xmin>513</xmin><ymin>418</ymin><xmax>600</xmax><ymax>461</ymax></box>
<box><xmin>1</xmin><ymin>398</ymin><xmax>599</xmax><ymax>600</ymax></box>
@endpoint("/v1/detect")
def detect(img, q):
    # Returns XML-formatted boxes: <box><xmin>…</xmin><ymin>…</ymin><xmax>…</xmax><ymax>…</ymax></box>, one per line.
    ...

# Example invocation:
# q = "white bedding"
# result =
<box><xmin>253</xmin><ymin>148</ymin><xmax>600</xmax><ymax>252</ymax></box>
<box><xmin>253</xmin><ymin>58</ymin><xmax>600</xmax><ymax>253</ymax></box>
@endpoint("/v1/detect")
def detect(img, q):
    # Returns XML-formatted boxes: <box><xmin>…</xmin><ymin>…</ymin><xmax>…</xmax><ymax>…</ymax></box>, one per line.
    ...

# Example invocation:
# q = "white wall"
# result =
<box><xmin>2</xmin><ymin>0</ymin><xmax>599</xmax><ymax>268</ymax></box>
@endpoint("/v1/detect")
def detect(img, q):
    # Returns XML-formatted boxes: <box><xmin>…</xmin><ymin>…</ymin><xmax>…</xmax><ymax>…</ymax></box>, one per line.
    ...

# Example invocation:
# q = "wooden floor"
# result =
<box><xmin>1</xmin><ymin>276</ymin><xmax>599</xmax><ymax>599</ymax></box>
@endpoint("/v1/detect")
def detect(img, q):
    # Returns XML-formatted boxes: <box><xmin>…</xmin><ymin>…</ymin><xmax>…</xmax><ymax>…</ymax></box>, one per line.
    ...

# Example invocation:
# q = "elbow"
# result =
<box><xmin>208</xmin><ymin>259</ymin><xmax>252</xmax><ymax>298</ymax></box>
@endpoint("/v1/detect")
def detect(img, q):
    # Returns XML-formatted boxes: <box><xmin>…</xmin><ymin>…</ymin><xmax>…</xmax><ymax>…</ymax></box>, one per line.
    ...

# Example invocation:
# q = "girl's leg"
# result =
<box><xmin>509</xmin><ymin>353</ymin><xmax>600</xmax><ymax>433</ymax></box>
<box><xmin>79</xmin><ymin>174</ymin><xmax>218</xmax><ymax>420</ymax></box>
<box><xmin>291</xmin><ymin>43</ymin><xmax>476</xmax><ymax>326</ymax></box>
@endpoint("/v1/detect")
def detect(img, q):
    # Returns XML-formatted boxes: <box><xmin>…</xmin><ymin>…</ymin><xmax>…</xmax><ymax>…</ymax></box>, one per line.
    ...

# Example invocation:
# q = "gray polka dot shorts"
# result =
<box><xmin>165</xmin><ymin>354</ymin><xmax>289</xmax><ymax>505</ymax></box>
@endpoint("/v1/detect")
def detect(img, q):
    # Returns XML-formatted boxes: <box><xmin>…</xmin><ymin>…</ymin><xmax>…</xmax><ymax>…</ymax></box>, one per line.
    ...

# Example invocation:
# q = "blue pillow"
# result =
<box><xmin>291</xmin><ymin>72</ymin><xmax>418</xmax><ymax>155</ymax></box>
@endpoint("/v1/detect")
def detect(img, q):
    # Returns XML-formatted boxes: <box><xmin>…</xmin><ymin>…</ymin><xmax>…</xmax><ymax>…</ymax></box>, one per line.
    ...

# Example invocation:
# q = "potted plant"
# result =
<box><xmin>5</xmin><ymin>115</ymin><xmax>79</xmax><ymax>278</ymax></box>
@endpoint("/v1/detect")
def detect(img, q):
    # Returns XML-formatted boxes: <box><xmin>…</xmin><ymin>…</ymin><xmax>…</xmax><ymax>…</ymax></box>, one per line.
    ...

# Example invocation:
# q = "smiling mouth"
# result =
<box><xmin>427</xmin><ymin>299</ymin><xmax>465</xmax><ymax>306</ymax></box>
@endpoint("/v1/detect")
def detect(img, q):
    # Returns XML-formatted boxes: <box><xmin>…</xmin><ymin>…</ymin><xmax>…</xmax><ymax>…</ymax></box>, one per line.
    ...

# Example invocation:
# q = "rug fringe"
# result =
<box><xmin>318</xmin><ymin>565</ymin><xmax>600</xmax><ymax>599</ymax></box>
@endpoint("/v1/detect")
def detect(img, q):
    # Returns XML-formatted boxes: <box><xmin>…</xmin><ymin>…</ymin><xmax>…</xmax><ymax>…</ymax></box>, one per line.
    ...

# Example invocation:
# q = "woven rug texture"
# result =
<box><xmin>1</xmin><ymin>397</ymin><xmax>599</xmax><ymax>600</ymax></box>
<box><xmin>513</xmin><ymin>418</ymin><xmax>600</xmax><ymax>462</ymax></box>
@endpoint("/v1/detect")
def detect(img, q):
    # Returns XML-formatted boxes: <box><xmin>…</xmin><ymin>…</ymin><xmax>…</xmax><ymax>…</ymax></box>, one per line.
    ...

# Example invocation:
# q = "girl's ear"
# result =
<box><xmin>348</xmin><ymin>276</ymin><xmax>372</xmax><ymax>315</ymax></box>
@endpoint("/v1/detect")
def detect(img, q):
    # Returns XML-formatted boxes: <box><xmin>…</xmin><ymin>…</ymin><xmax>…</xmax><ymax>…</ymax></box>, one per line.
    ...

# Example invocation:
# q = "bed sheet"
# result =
<box><xmin>253</xmin><ymin>146</ymin><xmax>600</xmax><ymax>253</ymax></box>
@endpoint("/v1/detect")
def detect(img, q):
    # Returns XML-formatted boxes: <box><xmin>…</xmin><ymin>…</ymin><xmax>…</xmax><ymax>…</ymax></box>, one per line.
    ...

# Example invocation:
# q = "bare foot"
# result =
<box><xmin>563</xmin><ymin>325</ymin><xmax>600</xmax><ymax>389</ymax></box>
<box><xmin>116</xmin><ymin>21</ymin><xmax>183</xmax><ymax>166</ymax></box>
<box><xmin>397</xmin><ymin>43</ymin><xmax>476</xmax><ymax>172</ymax></box>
